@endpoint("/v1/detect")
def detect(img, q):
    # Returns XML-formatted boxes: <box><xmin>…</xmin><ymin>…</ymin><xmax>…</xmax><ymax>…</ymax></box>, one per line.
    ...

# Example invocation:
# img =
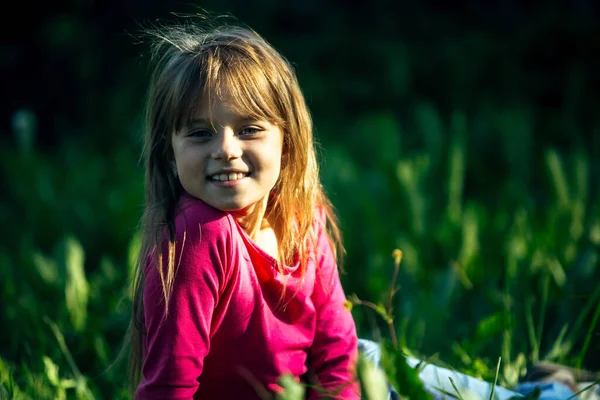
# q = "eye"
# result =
<box><xmin>188</xmin><ymin>129</ymin><xmax>212</xmax><ymax>138</ymax></box>
<box><xmin>239</xmin><ymin>126</ymin><xmax>262</xmax><ymax>136</ymax></box>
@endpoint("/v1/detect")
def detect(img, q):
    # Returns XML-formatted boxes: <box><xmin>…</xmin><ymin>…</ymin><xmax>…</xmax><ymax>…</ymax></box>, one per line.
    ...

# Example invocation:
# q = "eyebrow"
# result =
<box><xmin>188</xmin><ymin>118</ymin><xmax>211</xmax><ymax>125</ymax></box>
<box><xmin>188</xmin><ymin>116</ymin><xmax>260</xmax><ymax>125</ymax></box>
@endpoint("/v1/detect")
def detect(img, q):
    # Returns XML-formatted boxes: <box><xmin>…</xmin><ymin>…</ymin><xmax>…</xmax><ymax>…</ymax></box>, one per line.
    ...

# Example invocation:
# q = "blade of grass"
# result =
<box><xmin>544</xmin><ymin>324</ymin><xmax>569</xmax><ymax>361</ymax></box>
<box><xmin>535</xmin><ymin>274</ymin><xmax>550</xmax><ymax>359</ymax></box>
<box><xmin>447</xmin><ymin>111</ymin><xmax>466</xmax><ymax>225</ymax></box>
<box><xmin>568</xmin><ymin>283</ymin><xmax>600</xmax><ymax>359</ymax></box>
<box><xmin>448</xmin><ymin>377</ymin><xmax>465</xmax><ymax>400</ymax></box>
<box><xmin>525</xmin><ymin>298</ymin><xmax>539</xmax><ymax>363</ymax></box>
<box><xmin>566</xmin><ymin>378</ymin><xmax>600</xmax><ymax>400</ymax></box>
<box><xmin>43</xmin><ymin>316</ymin><xmax>82</xmax><ymax>380</ymax></box>
<box><xmin>415</xmin><ymin>353</ymin><xmax>441</xmax><ymax>374</ymax></box>
<box><xmin>575</xmin><ymin>297</ymin><xmax>600</xmax><ymax>368</ymax></box>
<box><xmin>502</xmin><ymin>318</ymin><xmax>512</xmax><ymax>366</ymax></box>
<box><xmin>427</xmin><ymin>385</ymin><xmax>461</xmax><ymax>399</ymax></box>
<box><xmin>488</xmin><ymin>357</ymin><xmax>501</xmax><ymax>400</ymax></box>
<box><xmin>237</xmin><ymin>367</ymin><xmax>274</xmax><ymax>400</ymax></box>
<box><xmin>545</xmin><ymin>148</ymin><xmax>570</xmax><ymax>209</ymax></box>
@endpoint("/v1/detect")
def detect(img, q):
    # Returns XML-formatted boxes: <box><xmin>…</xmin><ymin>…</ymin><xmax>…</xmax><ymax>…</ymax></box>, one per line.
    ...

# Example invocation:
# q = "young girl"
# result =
<box><xmin>128</xmin><ymin>21</ymin><xmax>359</xmax><ymax>399</ymax></box>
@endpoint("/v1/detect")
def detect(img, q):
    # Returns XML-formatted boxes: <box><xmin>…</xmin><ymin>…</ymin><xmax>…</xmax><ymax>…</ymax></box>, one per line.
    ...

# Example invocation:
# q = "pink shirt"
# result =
<box><xmin>137</xmin><ymin>194</ymin><xmax>359</xmax><ymax>399</ymax></box>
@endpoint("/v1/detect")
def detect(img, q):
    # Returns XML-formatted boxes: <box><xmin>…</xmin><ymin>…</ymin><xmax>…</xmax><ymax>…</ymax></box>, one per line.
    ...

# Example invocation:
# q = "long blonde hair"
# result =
<box><xmin>127</xmin><ymin>20</ymin><xmax>343</xmax><ymax>393</ymax></box>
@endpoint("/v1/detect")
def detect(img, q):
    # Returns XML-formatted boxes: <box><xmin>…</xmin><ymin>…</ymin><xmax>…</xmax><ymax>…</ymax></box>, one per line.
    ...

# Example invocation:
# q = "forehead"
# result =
<box><xmin>187</xmin><ymin>86</ymin><xmax>278</xmax><ymax>126</ymax></box>
<box><xmin>196</xmin><ymin>88</ymin><xmax>240</xmax><ymax>116</ymax></box>
<box><xmin>190</xmin><ymin>101</ymin><xmax>253</xmax><ymax>125</ymax></box>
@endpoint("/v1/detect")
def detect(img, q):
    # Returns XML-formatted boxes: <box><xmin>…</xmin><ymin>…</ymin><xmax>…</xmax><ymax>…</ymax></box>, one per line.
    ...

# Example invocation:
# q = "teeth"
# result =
<box><xmin>212</xmin><ymin>173</ymin><xmax>247</xmax><ymax>181</ymax></box>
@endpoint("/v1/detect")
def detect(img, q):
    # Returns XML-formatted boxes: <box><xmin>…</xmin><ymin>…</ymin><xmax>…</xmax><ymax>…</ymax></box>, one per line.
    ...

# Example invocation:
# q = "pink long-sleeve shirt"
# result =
<box><xmin>137</xmin><ymin>194</ymin><xmax>359</xmax><ymax>399</ymax></box>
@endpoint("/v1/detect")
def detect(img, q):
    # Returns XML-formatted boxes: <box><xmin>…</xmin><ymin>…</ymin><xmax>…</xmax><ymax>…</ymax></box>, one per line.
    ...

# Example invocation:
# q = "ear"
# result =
<box><xmin>281</xmin><ymin>140</ymin><xmax>289</xmax><ymax>158</ymax></box>
<box><xmin>166</xmin><ymin>154</ymin><xmax>177</xmax><ymax>176</ymax></box>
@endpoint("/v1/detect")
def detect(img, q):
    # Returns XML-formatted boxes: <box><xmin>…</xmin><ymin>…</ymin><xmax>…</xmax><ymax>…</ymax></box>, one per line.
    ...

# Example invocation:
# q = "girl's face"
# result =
<box><xmin>172</xmin><ymin>96</ymin><xmax>283</xmax><ymax>213</ymax></box>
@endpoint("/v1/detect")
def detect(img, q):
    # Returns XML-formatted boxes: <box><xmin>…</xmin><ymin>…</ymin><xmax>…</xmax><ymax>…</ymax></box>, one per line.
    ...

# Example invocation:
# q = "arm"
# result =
<box><xmin>136</xmin><ymin>215</ymin><xmax>233</xmax><ymax>399</ymax></box>
<box><xmin>308</xmin><ymin>220</ymin><xmax>360</xmax><ymax>399</ymax></box>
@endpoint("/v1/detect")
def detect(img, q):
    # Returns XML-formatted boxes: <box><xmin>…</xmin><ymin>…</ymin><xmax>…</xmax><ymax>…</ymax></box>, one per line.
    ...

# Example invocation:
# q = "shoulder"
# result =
<box><xmin>144</xmin><ymin>196</ymin><xmax>240</xmax><ymax>300</ymax></box>
<box><xmin>146</xmin><ymin>194</ymin><xmax>239</xmax><ymax>282</ymax></box>
<box><xmin>174</xmin><ymin>193</ymin><xmax>235</xmax><ymax>245</ymax></box>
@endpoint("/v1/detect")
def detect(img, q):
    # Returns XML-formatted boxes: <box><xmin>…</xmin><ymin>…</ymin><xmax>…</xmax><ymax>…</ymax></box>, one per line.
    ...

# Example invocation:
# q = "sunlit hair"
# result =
<box><xmin>126</xmin><ymin>21</ymin><xmax>343</xmax><ymax>394</ymax></box>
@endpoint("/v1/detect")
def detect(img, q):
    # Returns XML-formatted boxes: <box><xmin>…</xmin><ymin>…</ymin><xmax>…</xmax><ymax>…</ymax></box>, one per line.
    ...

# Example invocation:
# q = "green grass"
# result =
<box><xmin>2</xmin><ymin>113</ymin><xmax>599</xmax><ymax>399</ymax></box>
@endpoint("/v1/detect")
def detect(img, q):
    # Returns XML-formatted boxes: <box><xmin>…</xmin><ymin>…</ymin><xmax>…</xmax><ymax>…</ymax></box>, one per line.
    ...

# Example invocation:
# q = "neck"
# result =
<box><xmin>231</xmin><ymin>196</ymin><xmax>270</xmax><ymax>240</ymax></box>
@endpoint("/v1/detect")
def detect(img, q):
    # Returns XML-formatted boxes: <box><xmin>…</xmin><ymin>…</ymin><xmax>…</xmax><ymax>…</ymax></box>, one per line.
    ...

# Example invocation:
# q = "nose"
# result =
<box><xmin>211</xmin><ymin>129</ymin><xmax>242</xmax><ymax>160</ymax></box>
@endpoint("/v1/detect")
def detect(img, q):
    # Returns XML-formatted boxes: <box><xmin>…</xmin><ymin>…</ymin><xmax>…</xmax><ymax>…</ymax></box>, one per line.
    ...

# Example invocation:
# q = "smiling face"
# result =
<box><xmin>172</xmin><ymin>95</ymin><xmax>284</xmax><ymax>213</ymax></box>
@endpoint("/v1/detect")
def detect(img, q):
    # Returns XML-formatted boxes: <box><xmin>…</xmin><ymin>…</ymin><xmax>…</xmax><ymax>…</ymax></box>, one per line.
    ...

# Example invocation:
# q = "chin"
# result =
<box><xmin>211</xmin><ymin>201</ymin><xmax>251</xmax><ymax>213</ymax></box>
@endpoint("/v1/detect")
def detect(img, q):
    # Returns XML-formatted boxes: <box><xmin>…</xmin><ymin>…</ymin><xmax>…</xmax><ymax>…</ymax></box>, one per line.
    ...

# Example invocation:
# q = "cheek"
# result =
<box><xmin>272</xmin><ymin>157</ymin><xmax>284</xmax><ymax>184</ymax></box>
<box><xmin>180</xmin><ymin>148</ymin><xmax>205</xmax><ymax>168</ymax></box>
<box><xmin>267</xmin><ymin>150</ymin><xmax>283</xmax><ymax>173</ymax></box>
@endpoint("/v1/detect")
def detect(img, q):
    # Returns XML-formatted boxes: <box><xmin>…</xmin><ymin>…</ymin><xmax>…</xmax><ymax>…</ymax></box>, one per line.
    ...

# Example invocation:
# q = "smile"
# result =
<box><xmin>208</xmin><ymin>172</ymin><xmax>251</xmax><ymax>182</ymax></box>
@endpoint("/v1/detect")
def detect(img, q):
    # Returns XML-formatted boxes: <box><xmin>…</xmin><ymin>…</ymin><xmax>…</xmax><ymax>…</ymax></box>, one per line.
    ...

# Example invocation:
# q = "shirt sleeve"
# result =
<box><xmin>308</xmin><ymin>217</ymin><xmax>360</xmax><ymax>399</ymax></box>
<box><xmin>136</xmin><ymin>215</ymin><xmax>233</xmax><ymax>400</ymax></box>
